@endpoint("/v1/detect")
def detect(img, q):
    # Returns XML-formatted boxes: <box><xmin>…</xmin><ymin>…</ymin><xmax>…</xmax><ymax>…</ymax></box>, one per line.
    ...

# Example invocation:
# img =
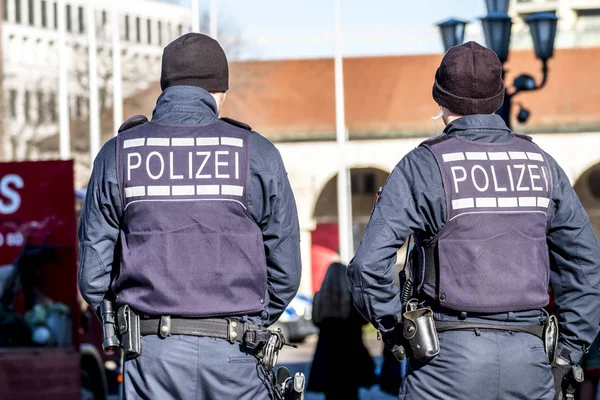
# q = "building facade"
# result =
<box><xmin>1</xmin><ymin>0</ymin><xmax>190</xmax><ymax>166</ymax></box>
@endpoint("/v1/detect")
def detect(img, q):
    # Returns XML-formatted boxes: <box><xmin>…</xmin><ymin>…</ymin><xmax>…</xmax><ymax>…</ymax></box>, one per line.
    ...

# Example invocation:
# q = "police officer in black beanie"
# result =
<box><xmin>78</xmin><ymin>33</ymin><xmax>302</xmax><ymax>399</ymax></box>
<box><xmin>348</xmin><ymin>41</ymin><xmax>600</xmax><ymax>400</ymax></box>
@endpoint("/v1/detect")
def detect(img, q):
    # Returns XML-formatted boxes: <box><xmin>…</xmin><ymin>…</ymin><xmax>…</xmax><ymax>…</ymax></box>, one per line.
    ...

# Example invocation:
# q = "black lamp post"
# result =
<box><xmin>435</xmin><ymin>1</ymin><xmax>558</xmax><ymax>129</ymax></box>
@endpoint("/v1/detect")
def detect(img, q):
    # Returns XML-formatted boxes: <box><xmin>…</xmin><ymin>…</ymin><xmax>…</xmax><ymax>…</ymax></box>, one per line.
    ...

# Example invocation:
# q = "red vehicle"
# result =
<box><xmin>0</xmin><ymin>160</ymin><xmax>119</xmax><ymax>400</ymax></box>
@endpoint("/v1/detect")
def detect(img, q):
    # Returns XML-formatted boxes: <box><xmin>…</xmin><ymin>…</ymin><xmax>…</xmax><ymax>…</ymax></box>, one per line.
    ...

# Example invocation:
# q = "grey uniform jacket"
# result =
<box><xmin>78</xmin><ymin>85</ymin><xmax>302</xmax><ymax>326</ymax></box>
<box><xmin>347</xmin><ymin>114</ymin><xmax>600</xmax><ymax>364</ymax></box>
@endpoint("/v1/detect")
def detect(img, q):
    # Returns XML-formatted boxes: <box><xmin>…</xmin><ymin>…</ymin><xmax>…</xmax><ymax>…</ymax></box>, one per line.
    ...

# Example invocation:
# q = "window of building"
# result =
<box><xmin>158</xmin><ymin>20</ymin><xmax>162</xmax><ymax>45</ymax></box>
<box><xmin>53</xmin><ymin>1</ymin><xmax>57</xmax><ymax>29</ymax></box>
<box><xmin>28</xmin><ymin>0</ymin><xmax>34</xmax><ymax>25</ymax></box>
<box><xmin>136</xmin><ymin>17</ymin><xmax>141</xmax><ymax>43</ymax></box>
<box><xmin>101</xmin><ymin>10</ymin><xmax>107</xmax><ymax>26</ymax></box>
<box><xmin>147</xmin><ymin>19</ymin><xmax>152</xmax><ymax>44</ymax></box>
<box><xmin>48</xmin><ymin>93</ymin><xmax>57</xmax><ymax>122</ymax></box>
<box><xmin>124</xmin><ymin>15</ymin><xmax>130</xmax><ymax>40</ymax></box>
<box><xmin>3</xmin><ymin>0</ymin><xmax>7</xmax><ymax>21</ymax></box>
<box><xmin>9</xmin><ymin>90</ymin><xmax>17</xmax><ymax>118</ymax></box>
<box><xmin>66</xmin><ymin>4</ymin><xmax>72</xmax><ymax>32</ymax></box>
<box><xmin>15</xmin><ymin>0</ymin><xmax>21</xmax><ymax>23</ymax></box>
<box><xmin>78</xmin><ymin>6</ymin><xmax>84</xmax><ymax>33</ymax></box>
<box><xmin>41</xmin><ymin>1</ymin><xmax>47</xmax><ymax>27</ymax></box>
<box><xmin>177</xmin><ymin>23</ymin><xmax>183</xmax><ymax>37</ymax></box>
<box><xmin>37</xmin><ymin>91</ymin><xmax>45</xmax><ymax>123</ymax></box>
<box><xmin>24</xmin><ymin>91</ymin><xmax>31</xmax><ymax>122</ymax></box>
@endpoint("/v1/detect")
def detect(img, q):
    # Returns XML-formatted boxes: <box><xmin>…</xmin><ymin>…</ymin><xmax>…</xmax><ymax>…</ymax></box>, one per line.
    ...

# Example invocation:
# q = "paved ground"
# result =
<box><xmin>276</xmin><ymin>333</ymin><xmax>398</xmax><ymax>400</ymax></box>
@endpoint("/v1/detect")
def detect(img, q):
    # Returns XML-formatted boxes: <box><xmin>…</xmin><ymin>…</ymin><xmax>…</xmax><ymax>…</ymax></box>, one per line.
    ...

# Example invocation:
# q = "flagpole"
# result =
<box><xmin>209</xmin><ymin>0</ymin><xmax>218</xmax><ymax>39</ymax></box>
<box><xmin>191</xmin><ymin>0</ymin><xmax>200</xmax><ymax>33</ymax></box>
<box><xmin>87</xmin><ymin>2</ymin><xmax>100</xmax><ymax>160</ymax></box>
<box><xmin>334</xmin><ymin>0</ymin><xmax>353</xmax><ymax>263</ymax></box>
<box><xmin>57</xmin><ymin>0</ymin><xmax>70</xmax><ymax>159</ymax></box>
<box><xmin>111</xmin><ymin>4</ymin><xmax>123</xmax><ymax>135</ymax></box>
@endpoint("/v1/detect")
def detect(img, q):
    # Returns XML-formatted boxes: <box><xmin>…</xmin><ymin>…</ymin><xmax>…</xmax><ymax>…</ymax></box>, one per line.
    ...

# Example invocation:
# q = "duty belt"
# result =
<box><xmin>434</xmin><ymin>320</ymin><xmax>544</xmax><ymax>339</ymax></box>
<box><xmin>139</xmin><ymin>316</ymin><xmax>265</xmax><ymax>345</ymax></box>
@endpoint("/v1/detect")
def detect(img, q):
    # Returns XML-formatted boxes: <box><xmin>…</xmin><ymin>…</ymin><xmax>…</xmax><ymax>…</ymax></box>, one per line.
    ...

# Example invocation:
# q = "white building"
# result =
<box><xmin>1</xmin><ymin>0</ymin><xmax>190</xmax><ymax>161</ymax></box>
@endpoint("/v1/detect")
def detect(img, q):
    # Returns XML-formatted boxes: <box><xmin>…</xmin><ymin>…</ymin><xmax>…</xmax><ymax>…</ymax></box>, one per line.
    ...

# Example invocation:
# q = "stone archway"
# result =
<box><xmin>574</xmin><ymin>162</ymin><xmax>600</xmax><ymax>240</ymax></box>
<box><xmin>310</xmin><ymin>167</ymin><xmax>390</xmax><ymax>292</ymax></box>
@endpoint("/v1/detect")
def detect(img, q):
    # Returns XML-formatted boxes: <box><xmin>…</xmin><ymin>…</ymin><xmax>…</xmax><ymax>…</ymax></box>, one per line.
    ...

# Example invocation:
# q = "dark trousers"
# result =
<box><xmin>399</xmin><ymin>330</ymin><xmax>554</xmax><ymax>400</ymax></box>
<box><xmin>123</xmin><ymin>334</ymin><xmax>272</xmax><ymax>400</ymax></box>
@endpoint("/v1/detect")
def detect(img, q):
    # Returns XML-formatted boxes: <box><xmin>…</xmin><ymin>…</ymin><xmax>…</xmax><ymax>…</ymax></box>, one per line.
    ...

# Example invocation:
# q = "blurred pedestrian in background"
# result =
<box><xmin>307</xmin><ymin>261</ymin><xmax>376</xmax><ymax>400</ymax></box>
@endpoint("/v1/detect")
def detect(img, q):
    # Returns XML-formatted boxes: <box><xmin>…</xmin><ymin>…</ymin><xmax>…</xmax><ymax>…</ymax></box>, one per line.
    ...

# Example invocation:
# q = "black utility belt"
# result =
<box><xmin>139</xmin><ymin>316</ymin><xmax>266</xmax><ymax>345</ymax></box>
<box><xmin>434</xmin><ymin>320</ymin><xmax>544</xmax><ymax>339</ymax></box>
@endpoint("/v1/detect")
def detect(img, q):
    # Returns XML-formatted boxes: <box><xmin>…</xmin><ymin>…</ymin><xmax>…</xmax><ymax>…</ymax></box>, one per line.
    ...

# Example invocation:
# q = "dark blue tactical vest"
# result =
<box><xmin>113</xmin><ymin>118</ymin><xmax>268</xmax><ymax>317</ymax></box>
<box><xmin>418</xmin><ymin>133</ymin><xmax>552</xmax><ymax>313</ymax></box>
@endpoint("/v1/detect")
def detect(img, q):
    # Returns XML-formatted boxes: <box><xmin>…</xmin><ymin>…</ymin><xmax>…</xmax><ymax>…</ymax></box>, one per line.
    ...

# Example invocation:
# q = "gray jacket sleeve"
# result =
<box><xmin>347</xmin><ymin>147</ymin><xmax>446</xmax><ymax>332</ymax></box>
<box><xmin>545</xmin><ymin>152</ymin><xmax>600</xmax><ymax>364</ymax></box>
<box><xmin>248</xmin><ymin>132</ymin><xmax>302</xmax><ymax>326</ymax></box>
<box><xmin>77</xmin><ymin>138</ymin><xmax>121</xmax><ymax>316</ymax></box>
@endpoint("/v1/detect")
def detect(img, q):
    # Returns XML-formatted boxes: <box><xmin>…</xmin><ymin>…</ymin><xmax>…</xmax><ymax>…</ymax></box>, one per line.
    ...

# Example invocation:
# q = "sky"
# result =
<box><xmin>159</xmin><ymin>0</ymin><xmax>489</xmax><ymax>60</ymax></box>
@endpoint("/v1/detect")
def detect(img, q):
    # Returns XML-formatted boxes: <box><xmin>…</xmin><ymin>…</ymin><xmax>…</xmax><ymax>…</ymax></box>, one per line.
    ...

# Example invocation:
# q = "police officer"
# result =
<box><xmin>347</xmin><ymin>41</ymin><xmax>600</xmax><ymax>400</ymax></box>
<box><xmin>78</xmin><ymin>33</ymin><xmax>302</xmax><ymax>399</ymax></box>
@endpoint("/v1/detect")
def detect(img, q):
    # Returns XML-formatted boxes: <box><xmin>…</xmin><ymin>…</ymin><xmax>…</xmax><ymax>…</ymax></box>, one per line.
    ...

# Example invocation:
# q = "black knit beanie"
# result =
<box><xmin>432</xmin><ymin>41</ymin><xmax>505</xmax><ymax>115</ymax></box>
<box><xmin>160</xmin><ymin>33</ymin><xmax>229</xmax><ymax>92</ymax></box>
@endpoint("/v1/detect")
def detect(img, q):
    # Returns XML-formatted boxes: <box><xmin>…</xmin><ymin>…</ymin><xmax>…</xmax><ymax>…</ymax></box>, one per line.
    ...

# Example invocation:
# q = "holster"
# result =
<box><xmin>402</xmin><ymin>301</ymin><xmax>440</xmax><ymax>363</ymax></box>
<box><xmin>117</xmin><ymin>305</ymin><xmax>141</xmax><ymax>357</ymax></box>
<box><xmin>543</xmin><ymin>314</ymin><xmax>559</xmax><ymax>364</ymax></box>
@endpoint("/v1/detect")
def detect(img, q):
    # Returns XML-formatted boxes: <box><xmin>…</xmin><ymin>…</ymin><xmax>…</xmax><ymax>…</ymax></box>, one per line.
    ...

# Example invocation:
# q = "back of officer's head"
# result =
<box><xmin>432</xmin><ymin>41</ymin><xmax>505</xmax><ymax>117</ymax></box>
<box><xmin>160</xmin><ymin>33</ymin><xmax>229</xmax><ymax>107</ymax></box>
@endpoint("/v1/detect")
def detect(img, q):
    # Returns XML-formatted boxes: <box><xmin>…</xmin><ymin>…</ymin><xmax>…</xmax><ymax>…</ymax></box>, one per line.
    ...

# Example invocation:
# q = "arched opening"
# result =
<box><xmin>574</xmin><ymin>162</ymin><xmax>600</xmax><ymax>240</ymax></box>
<box><xmin>310</xmin><ymin>167</ymin><xmax>390</xmax><ymax>293</ymax></box>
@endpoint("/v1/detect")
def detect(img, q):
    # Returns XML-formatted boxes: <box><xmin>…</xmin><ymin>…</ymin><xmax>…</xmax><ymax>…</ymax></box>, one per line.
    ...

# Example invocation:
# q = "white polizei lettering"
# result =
<box><xmin>498</xmin><ymin>197</ymin><xmax>518</xmax><ymax>207</ymax></box>
<box><xmin>518</xmin><ymin>197</ymin><xmax>537</xmax><ymax>207</ymax></box>
<box><xmin>537</xmin><ymin>197</ymin><xmax>550</xmax><ymax>208</ymax></box>
<box><xmin>541</xmin><ymin>166</ymin><xmax>549</xmax><ymax>192</ymax></box>
<box><xmin>466</xmin><ymin>152</ymin><xmax>487</xmax><ymax>160</ymax></box>
<box><xmin>488</xmin><ymin>152</ymin><xmax>509</xmax><ymax>160</ymax></box>
<box><xmin>127</xmin><ymin>153</ymin><xmax>142</xmax><ymax>181</ymax></box>
<box><xmin>196</xmin><ymin>185</ymin><xmax>220</xmax><ymax>195</ymax></box>
<box><xmin>506</xmin><ymin>165</ymin><xmax>515</xmax><ymax>191</ymax></box>
<box><xmin>509</xmin><ymin>152</ymin><xmax>527</xmax><ymax>160</ymax></box>
<box><xmin>124</xmin><ymin>186</ymin><xmax>145</xmax><ymax>198</ymax></box>
<box><xmin>515</xmin><ymin>165</ymin><xmax>530</xmax><ymax>191</ymax></box>
<box><xmin>0</xmin><ymin>175</ymin><xmax>23</xmax><ymax>214</ymax></box>
<box><xmin>471</xmin><ymin>165</ymin><xmax>489</xmax><ymax>192</ymax></box>
<box><xmin>172</xmin><ymin>185</ymin><xmax>195</xmax><ymax>195</ymax></box>
<box><xmin>527</xmin><ymin>152</ymin><xmax>544</xmax><ymax>162</ymax></box>
<box><xmin>235</xmin><ymin>152</ymin><xmax>239</xmax><ymax>180</ymax></box>
<box><xmin>451</xmin><ymin>166</ymin><xmax>467</xmax><ymax>193</ymax></box>
<box><xmin>146</xmin><ymin>151</ymin><xmax>165</xmax><ymax>180</ymax></box>
<box><xmin>490</xmin><ymin>166</ymin><xmax>507</xmax><ymax>192</ymax></box>
<box><xmin>221</xmin><ymin>185</ymin><xmax>244</xmax><ymax>196</ymax></box>
<box><xmin>188</xmin><ymin>152</ymin><xmax>193</xmax><ymax>179</ymax></box>
<box><xmin>196</xmin><ymin>152</ymin><xmax>211</xmax><ymax>178</ymax></box>
<box><xmin>172</xmin><ymin>138</ymin><xmax>194</xmax><ymax>146</ymax></box>
<box><xmin>442</xmin><ymin>152</ymin><xmax>465</xmax><ymax>162</ymax></box>
<box><xmin>147</xmin><ymin>138</ymin><xmax>170</xmax><ymax>146</ymax></box>
<box><xmin>215</xmin><ymin>151</ymin><xmax>230</xmax><ymax>178</ymax></box>
<box><xmin>528</xmin><ymin>165</ymin><xmax>543</xmax><ymax>191</ymax></box>
<box><xmin>147</xmin><ymin>186</ymin><xmax>170</xmax><ymax>196</ymax></box>
<box><xmin>476</xmin><ymin>197</ymin><xmax>497</xmax><ymax>208</ymax></box>
<box><xmin>169</xmin><ymin>152</ymin><xmax>184</xmax><ymax>179</ymax></box>
<box><xmin>123</xmin><ymin>138</ymin><xmax>145</xmax><ymax>148</ymax></box>
<box><xmin>221</xmin><ymin>137</ymin><xmax>243</xmax><ymax>147</ymax></box>
<box><xmin>452</xmin><ymin>198</ymin><xmax>474</xmax><ymax>210</ymax></box>
<box><xmin>196</xmin><ymin>137</ymin><xmax>219</xmax><ymax>146</ymax></box>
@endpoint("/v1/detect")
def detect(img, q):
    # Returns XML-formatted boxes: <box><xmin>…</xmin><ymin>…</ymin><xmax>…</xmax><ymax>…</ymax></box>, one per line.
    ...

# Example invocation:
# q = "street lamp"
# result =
<box><xmin>437</xmin><ymin>18</ymin><xmax>469</xmax><ymax>52</ymax></box>
<box><xmin>435</xmin><ymin>2</ymin><xmax>558</xmax><ymax>129</ymax></box>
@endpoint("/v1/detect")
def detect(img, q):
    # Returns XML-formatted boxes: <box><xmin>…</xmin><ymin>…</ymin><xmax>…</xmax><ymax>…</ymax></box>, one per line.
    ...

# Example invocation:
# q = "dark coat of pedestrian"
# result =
<box><xmin>307</xmin><ymin>262</ymin><xmax>377</xmax><ymax>400</ymax></box>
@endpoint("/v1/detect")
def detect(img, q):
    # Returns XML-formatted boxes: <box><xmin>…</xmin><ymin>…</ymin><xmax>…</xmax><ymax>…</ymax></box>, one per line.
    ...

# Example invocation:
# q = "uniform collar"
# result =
<box><xmin>151</xmin><ymin>86</ymin><xmax>219</xmax><ymax>125</ymax></box>
<box><xmin>443</xmin><ymin>114</ymin><xmax>511</xmax><ymax>137</ymax></box>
